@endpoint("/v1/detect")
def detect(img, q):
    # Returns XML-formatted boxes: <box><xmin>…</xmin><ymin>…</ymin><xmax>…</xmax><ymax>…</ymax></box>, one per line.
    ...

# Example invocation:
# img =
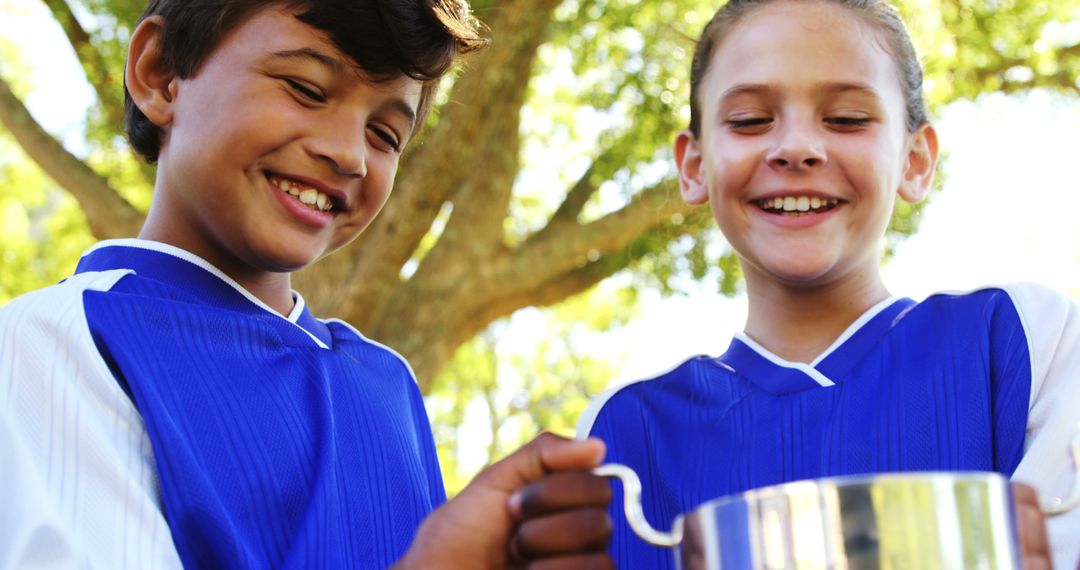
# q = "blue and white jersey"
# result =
<box><xmin>579</xmin><ymin>286</ymin><xmax>1080</xmax><ymax>568</ymax></box>
<box><xmin>0</xmin><ymin>239</ymin><xmax>445</xmax><ymax>569</ymax></box>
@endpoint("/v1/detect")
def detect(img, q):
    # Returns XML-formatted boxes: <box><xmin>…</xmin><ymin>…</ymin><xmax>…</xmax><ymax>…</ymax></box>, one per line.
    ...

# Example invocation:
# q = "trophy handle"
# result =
<box><xmin>593</xmin><ymin>464</ymin><xmax>683</xmax><ymax>547</ymax></box>
<box><xmin>1042</xmin><ymin>432</ymin><xmax>1080</xmax><ymax>515</ymax></box>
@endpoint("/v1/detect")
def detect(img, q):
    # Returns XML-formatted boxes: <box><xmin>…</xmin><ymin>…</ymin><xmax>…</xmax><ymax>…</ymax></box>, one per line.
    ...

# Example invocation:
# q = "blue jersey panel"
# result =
<box><xmin>78</xmin><ymin>244</ymin><xmax>444</xmax><ymax>569</ymax></box>
<box><xmin>588</xmin><ymin>291</ymin><xmax>1031</xmax><ymax>569</ymax></box>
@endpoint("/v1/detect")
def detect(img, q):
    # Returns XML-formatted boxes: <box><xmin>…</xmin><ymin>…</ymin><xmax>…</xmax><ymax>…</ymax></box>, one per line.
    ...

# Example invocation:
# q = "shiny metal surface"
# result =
<box><xmin>675</xmin><ymin>472</ymin><xmax>1017</xmax><ymax>570</ymax></box>
<box><xmin>595</xmin><ymin>429</ymin><xmax>1080</xmax><ymax>569</ymax></box>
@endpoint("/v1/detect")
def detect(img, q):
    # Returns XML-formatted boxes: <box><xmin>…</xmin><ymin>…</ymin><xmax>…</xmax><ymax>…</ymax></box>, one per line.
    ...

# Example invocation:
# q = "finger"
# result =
<box><xmin>517</xmin><ymin>471</ymin><xmax>612</xmax><ymax>517</ymax></box>
<box><xmin>524</xmin><ymin>554</ymin><xmax>615</xmax><ymax>570</ymax></box>
<box><xmin>513</xmin><ymin>508</ymin><xmax>612</xmax><ymax>558</ymax></box>
<box><xmin>471</xmin><ymin>433</ymin><xmax>605</xmax><ymax>504</ymax></box>
<box><xmin>1011</xmin><ymin>483</ymin><xmax>1051</xmax><ymax>569</ymax></box>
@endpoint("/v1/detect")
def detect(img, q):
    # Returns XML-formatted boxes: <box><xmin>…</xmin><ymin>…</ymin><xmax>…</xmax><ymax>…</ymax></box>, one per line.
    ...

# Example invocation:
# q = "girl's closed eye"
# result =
<box><xmin>825</xmin><ymin>116</ymin><xmax>871</xmax><ymax>130</ymax></box>
<box><xmin>726</xmin><ymin>117</ymin><xmax>773</xmax><ymax>132</ymax></box>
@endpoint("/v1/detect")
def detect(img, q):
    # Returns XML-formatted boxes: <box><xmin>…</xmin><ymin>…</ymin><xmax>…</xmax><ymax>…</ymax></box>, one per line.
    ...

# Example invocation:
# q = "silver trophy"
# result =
<box><xmin>596</xmin><ymin>434</ymin><xmax>1080</xmax><ymax>569</ymax></box>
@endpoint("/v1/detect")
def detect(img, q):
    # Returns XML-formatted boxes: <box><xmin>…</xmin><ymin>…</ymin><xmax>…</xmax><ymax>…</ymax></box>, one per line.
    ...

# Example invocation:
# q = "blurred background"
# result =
<box><xmin>2</xmin><ymin>0</ymin><xmax>1079</xmax><ymax>494</ymax></box>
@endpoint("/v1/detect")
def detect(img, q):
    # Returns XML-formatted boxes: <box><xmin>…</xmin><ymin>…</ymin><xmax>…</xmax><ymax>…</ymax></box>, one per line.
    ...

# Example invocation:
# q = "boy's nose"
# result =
<box><xmin>309</xmin><ymin>125</ymin><xmax>368</xmax><ymax>179</ymax></box>
<box><xmin>765</xmin><ymin>129</ymin><xmax>827</xmax><ymax>170</ymax></box>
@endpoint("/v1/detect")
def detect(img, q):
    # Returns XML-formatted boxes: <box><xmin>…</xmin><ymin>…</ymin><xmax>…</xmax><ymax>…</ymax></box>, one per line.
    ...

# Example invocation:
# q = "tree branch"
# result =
<box><xmin>510</xmin><ymin>178</ymin><xmax>689</xmax><ymax>286</ymax></box>
<box><xmin>482</xmin><ymin>205</ymin><xmax>713</xmax><ymax>319</ymax></box>
<box><xmin>0</xmin><ymin>75</ymin><xmax>143</xmax><ymax>238</ymax></box>
<box><xmin>41</xmin><ymin>0</ymin><xmax>126</xmax><ymax>130</ymax></box>
<box><xmin>335</xmin><ymin>0</ymin><xmax>564</xmax><ymax>325</ymax></box>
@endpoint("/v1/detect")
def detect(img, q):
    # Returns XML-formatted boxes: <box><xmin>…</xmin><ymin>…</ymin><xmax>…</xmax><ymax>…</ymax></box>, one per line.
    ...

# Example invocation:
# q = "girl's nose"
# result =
<box><xmin>765</xmin><ymin>126</ymin><xmax>827</xmax><ymax>170</ymax></box>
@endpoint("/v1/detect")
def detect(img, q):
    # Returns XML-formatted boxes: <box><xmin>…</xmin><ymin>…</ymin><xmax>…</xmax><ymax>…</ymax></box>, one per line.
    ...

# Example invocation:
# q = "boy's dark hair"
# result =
<box><xmin>124</xmin><ymin>0</ymin><xmax>488</xmax><ymax>162</ymax></box>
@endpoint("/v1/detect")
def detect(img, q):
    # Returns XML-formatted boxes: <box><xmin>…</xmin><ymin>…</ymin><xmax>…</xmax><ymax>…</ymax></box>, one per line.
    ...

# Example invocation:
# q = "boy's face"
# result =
<box><xmin>152</xmin><ymin>6</ymin><xmax>422</xmax><ymax>274</ymax></box>
<box><xmin>675</xmin><ymin>1</ymin><xmax>936</xmax><ymax>290</ymax></box>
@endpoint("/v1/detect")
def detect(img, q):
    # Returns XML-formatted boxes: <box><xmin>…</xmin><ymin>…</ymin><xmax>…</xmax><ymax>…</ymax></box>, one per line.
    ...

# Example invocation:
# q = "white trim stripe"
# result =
<box><xmin>733</xmin><ymin>333</ymin><xmax>836</xmax><ymax>387</ymax></box>
<box><xmin>83</xmin><ymin>239</ymin><xmax>329</xmax><ymax>349</ymax></box>
<box><xmin>810</xmin><ymin>295</ymin><xmax>902</xmax><ymax>366</ymax></box>
<box><xmin>321</xmin><ymin>319</ymin><xmax>421</xmax><ymax>387</ymax></box>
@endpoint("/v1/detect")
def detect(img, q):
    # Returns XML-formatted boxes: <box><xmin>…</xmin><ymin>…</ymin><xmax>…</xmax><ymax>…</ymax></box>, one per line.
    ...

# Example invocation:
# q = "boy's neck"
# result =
<box><xmin>136</xmin><ymin>224</ymin><xmax>297</xmax><ymax>317</ymax></box>
<box><xmin>742</xmin><ymin>269</ymin><xmax>891</xmax><ymax>364</ymax></box>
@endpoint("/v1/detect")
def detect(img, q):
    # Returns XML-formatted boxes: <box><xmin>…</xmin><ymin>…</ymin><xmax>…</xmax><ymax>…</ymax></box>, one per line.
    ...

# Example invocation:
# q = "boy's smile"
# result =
<box><xmin>268</xmin><ymin>174</ymin><xmax>339</xmax><ymax>215</ymax></box>
<box><xmin>676</xmin><ymin>1</ymin><xmax>936</xmax><ymax>292</ymax></box>
<box><xmin>133</xmin><ymin>6</ymin><xmax>421</xmax><ymax>311</ymax></box>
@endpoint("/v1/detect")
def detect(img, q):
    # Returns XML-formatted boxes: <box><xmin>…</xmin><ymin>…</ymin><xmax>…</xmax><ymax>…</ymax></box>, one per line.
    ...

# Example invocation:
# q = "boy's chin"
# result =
<box><xmin>246</xmin><ymin>240</ymin><xmax>329</xmax><ymax>274</ymax></box>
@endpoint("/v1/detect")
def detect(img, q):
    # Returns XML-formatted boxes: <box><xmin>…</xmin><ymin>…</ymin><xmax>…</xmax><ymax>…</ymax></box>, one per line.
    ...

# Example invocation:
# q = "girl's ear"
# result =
<box><xmin>898</xmin><ymin>122</ymin><xmax>939</xmax><ymax>203</ymax></box>
<box><xmin>125</xmin><ymin>16</ymin><xmax>178</xmax><ymax>127</ymax></box>
<box><xmin>675</xmin><ymin>129</ymin><xmax>709</xmax><ymax>205</ymax></box>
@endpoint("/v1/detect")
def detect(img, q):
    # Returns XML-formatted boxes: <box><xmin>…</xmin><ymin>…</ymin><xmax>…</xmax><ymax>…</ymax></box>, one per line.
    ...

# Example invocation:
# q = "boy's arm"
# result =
<box><xmin>0</xmin><ymin>408</ymin><xmax>79</xmax><ymax>569</ymax></box>
<box><xmin>394</xmin><ymin>433</ymin><xmax>613</xmax><ymax>569</ymax></box>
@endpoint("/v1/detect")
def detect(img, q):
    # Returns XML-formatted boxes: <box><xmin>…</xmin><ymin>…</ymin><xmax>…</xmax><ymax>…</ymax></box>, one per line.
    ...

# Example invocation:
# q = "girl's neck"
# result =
<box><xmin>742</xmin><ymin>267</ymin><xmax>891</xmax><ymax>364</ymax></box>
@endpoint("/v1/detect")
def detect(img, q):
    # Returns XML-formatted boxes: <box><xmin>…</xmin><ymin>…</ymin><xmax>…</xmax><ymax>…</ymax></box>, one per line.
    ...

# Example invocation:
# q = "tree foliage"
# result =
<box><xmin>2</xmin><ymin>0</ymin><xmax>1080</xmax><ymax>488</ymax></box>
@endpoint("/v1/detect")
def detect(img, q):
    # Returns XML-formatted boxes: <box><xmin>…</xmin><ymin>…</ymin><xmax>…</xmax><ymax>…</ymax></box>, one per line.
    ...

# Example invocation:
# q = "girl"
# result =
<box><xmin>579</xmin><ymin>0</ymin><xmax>1079</xmax><ymax>567</ymax></box>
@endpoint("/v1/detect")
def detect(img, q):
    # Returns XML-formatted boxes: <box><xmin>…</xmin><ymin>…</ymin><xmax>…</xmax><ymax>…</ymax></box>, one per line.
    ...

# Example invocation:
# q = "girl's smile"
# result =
<box><xmin>676</xmin><ymin>0</ymin><xmax>936</xmax><ymax>290</ymax></box>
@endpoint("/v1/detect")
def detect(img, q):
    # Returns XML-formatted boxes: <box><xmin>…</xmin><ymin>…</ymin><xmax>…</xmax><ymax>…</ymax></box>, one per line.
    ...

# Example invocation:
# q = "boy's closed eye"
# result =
<box><xmin>367</xmin><ymin>125</ymin><xmax>402</xmax><ymax>153</ymax></box>
<box><xmin>283</xmin><ymin>77</ymin><xmax>327</xmax><ymax>103</ymax></box>
<box><xmin>278</xmin><ymin>77</ymin><xmax>404</xmax><ymax>153</ymax></box>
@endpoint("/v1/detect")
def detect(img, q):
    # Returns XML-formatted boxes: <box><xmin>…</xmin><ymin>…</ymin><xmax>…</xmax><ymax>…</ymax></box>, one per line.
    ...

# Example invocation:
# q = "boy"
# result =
<box><xmin>580</xmin><ymin>0</ymin><xmax>1078</xmax><ymax>567</ymax></box>
<box><xmin>0</xmin><ymin>0</ymin><xmax>612</xmax><ymax>567</ymax></box>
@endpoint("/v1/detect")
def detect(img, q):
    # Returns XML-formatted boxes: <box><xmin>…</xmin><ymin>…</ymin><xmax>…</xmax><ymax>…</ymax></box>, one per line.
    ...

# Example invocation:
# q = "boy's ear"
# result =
<box><xmin>675</xmin><ymin>129</ymin><xmax>709</xmax><ymax>205</ymax></box>
<box><xmin>125</xmin><ymin>16</ymin><xmax>178</xmax><ymax>127</ymax></box>
<box><xmin>898</xmin><ymin>122</ymin><xmax>939</xmax><ymax>203</ymax></box>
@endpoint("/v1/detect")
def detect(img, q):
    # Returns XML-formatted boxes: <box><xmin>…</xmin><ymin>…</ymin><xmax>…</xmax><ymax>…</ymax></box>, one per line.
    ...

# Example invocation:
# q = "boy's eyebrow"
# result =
<box><xmin>384</xmin><ymin>99</ymin><xmax>417</xmax><ymax>132</ymax></box>
<box><xmin>269</xmin><ymin>47</ymin><xmax>349</xmax><ymax>75</ymax></box>
<box><xmin>267</xmin><ymin>48</ymin><xmax>418</xmax><ymax>128</ymax></box>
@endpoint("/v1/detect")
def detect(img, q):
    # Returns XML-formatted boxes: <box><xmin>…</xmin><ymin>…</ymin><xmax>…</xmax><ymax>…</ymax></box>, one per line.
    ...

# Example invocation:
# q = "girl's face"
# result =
<box><xmin>676</xmin><ymin>1</ymin><xmax>937</xmax><ymax>292</ymax></box>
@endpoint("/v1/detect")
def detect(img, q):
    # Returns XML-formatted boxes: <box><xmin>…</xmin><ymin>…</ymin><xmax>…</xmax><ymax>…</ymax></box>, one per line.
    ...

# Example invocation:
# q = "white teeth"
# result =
<box><xmin>760</xmin><ymin>196</ymin><xmax>838</xmax><ymax>214</ymax></box>
<box><xmin>269</xmin><ymin>175</ymin><xmax>334</xmax><ymax>212</ymax></box>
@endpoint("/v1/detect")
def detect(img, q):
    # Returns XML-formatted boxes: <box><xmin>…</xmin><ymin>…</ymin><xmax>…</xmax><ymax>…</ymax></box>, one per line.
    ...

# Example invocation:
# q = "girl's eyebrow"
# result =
<box><xmin>720</xmin><ymin>84</ymin><xmax>772</xmax><ymax>100</ymax></box>
<box><xmin>819</xmin><ymin>82</ymin><xmax>882</xmax><ymax>100</ymax></box>
<box><xmin>720</xmin><ymin>82</ymin><xmax>883</xmax><ymax>101</ymax></box>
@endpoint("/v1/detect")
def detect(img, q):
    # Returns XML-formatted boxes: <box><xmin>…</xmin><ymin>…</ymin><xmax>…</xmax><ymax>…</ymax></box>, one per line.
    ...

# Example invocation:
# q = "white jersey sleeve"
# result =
<box><xmin>0</xmin><ymin>271</ymin><xmax>182</xmax><ymax>569</ymax></box>
<box><xmin>1003</xmin><ymin>282</ymin><xmax>1080</xmax><ymax>568</ymax></box>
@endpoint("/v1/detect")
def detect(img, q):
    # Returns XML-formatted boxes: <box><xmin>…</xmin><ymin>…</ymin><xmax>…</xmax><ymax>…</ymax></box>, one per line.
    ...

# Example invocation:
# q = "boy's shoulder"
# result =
<box><xmin>319</xmin><ymin>316</ymin><xmax>421</xmax><ymax>384</ymax></box>
<box><xmin>0</xmin><ymin>268</ymin><xmax>134</xmax><ymax>335</ymax></box>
